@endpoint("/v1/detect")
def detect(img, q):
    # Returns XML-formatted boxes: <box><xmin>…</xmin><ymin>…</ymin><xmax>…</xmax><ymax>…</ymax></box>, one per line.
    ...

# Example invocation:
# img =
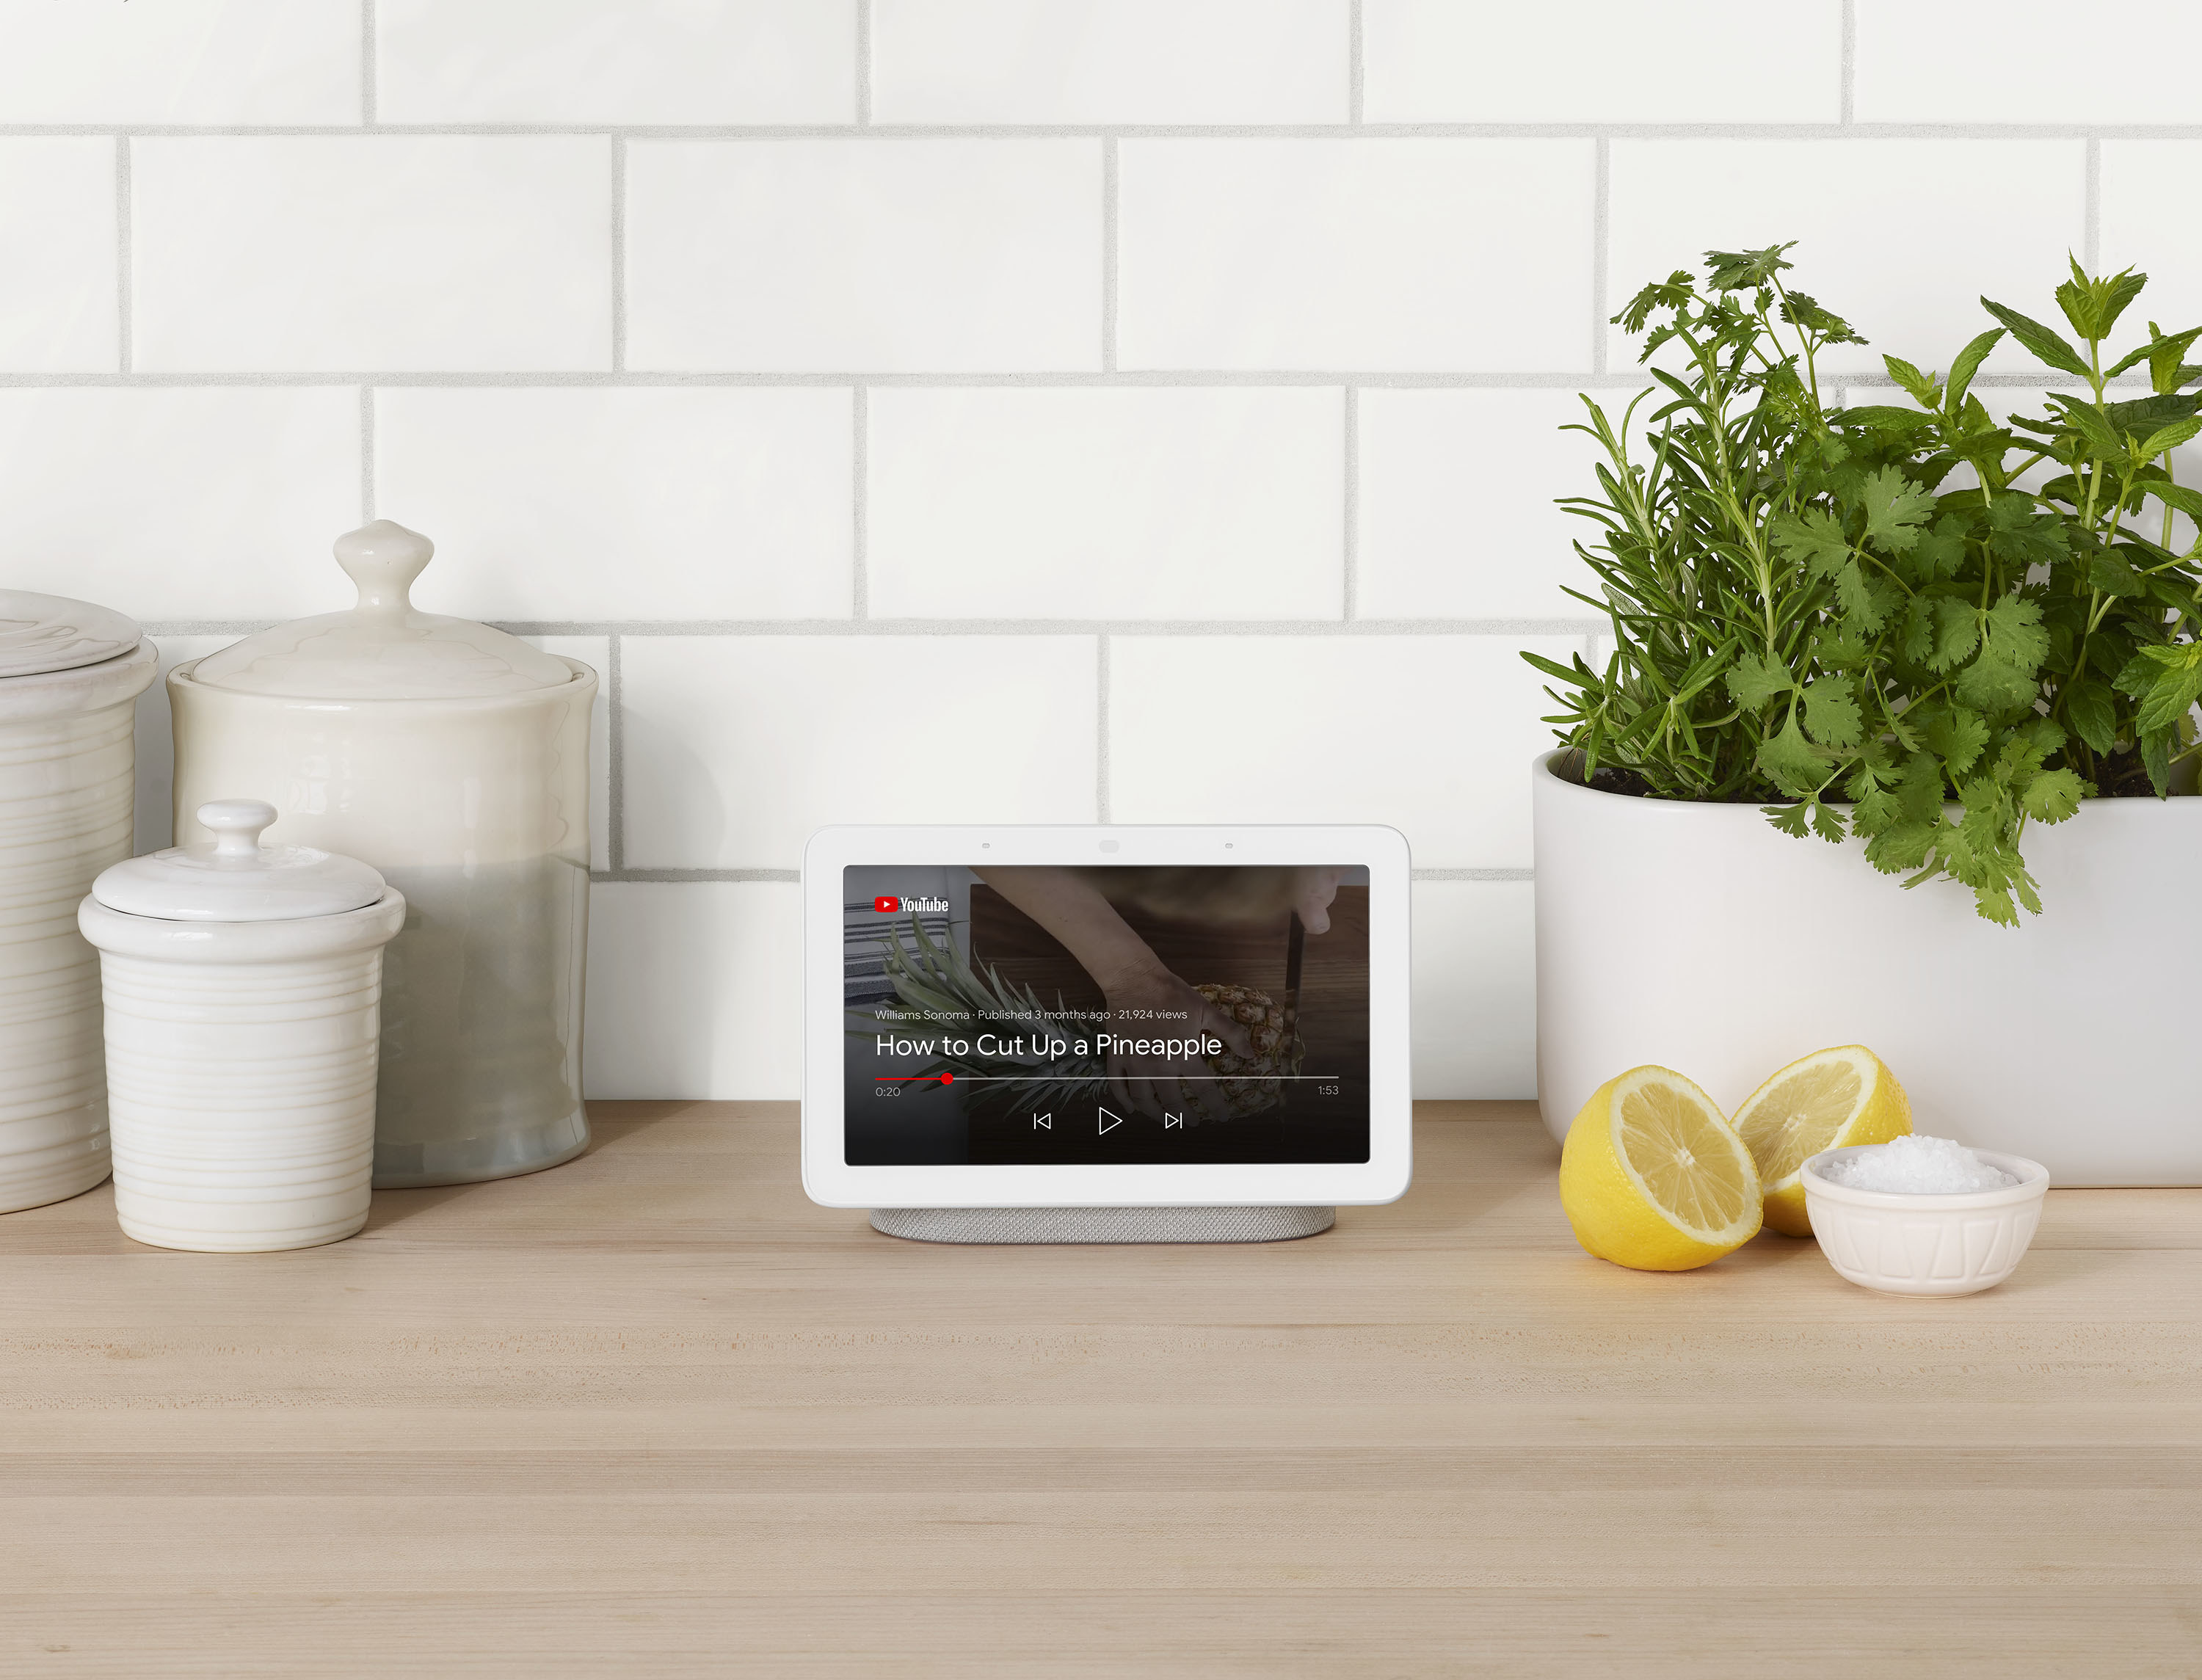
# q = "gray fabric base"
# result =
<box><xmin>868</xmin><ymin>1205</ymin><xmax>1337</xmax><ymax>1245</ymax></box>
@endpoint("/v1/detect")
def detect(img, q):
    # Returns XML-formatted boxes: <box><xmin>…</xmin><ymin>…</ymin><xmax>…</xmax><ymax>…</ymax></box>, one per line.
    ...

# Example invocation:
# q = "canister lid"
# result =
<box><xmin>0</xmin><ymin>589</ymin><xmax>142</xmax><ymax>679</ymax></box>
<box><xmin>92</xmin><ymin>800</ymin><xmax>389</xmax><ymax>922</ymax></box>
<box><xmin>189</xmin><ymin>520</ymin><xmax>573</xmax><ymax>700</ymax></box>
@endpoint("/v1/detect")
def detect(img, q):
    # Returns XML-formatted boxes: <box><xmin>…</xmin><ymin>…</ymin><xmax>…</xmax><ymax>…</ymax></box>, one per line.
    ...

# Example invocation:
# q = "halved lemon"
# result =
<box><xmin>1558</xmin><ymin>1066</ymin><xmax>1762</xmax><ymax>1270</ymax></box>
<box><xmin>1732</xmin><ymin>1045</ymin><xmax>1912</xmax><ymax>1237</ymax></box>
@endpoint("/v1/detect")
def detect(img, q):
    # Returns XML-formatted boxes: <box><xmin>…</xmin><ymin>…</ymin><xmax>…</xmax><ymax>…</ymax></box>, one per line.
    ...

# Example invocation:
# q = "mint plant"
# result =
<box><xmin>1529</xmin><ymin>246</ymin><xmax>2202</xmax><ymax>923</ymax></box>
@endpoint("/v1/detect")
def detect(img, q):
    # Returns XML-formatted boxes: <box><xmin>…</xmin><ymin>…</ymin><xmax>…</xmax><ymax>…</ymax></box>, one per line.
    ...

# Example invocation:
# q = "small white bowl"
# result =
<box><xmin>1801</xmin><ymin>1145</ymin><xmax>2051</xmax><ymax>1297</ymax></box>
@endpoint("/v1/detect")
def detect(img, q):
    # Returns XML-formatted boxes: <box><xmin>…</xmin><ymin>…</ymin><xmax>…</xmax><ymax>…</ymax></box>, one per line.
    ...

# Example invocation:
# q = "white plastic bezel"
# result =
<box><xmin>802</xmin><ymin>824</ymin><xmax>1412</xmax><ymax>1210</ymax></box>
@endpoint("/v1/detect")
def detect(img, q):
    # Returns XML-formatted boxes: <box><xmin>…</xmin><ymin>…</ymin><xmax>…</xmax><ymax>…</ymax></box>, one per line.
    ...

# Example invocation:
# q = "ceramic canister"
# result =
<box><xmin>80</xmin><ymin>800</ymin><xmax>405</xmax><ymax>1251</ymax></box>
<box><xmin>167</xmin><ymin>522</ymin><xmax>597</xmax><ymax>1188</ymax></box>
<box><xmin>0</xmin><ymin>592</ymin><xmax>156</xmax><ymax>1213</ymax></box>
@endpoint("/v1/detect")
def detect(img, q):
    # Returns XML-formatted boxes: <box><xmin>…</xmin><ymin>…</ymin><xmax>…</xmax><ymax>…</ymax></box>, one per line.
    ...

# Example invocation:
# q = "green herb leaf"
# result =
<box><xmin>2137</xmin><ymin>416</ymin><xmax>2202</xmax><ymax>459</ymax></box>
<box><xmin>1900</xmin><ymin>597</ymin><xmax>1937</xmax><ymax>663</ymax></box>
<box><xmin>1922</xmin><ymin>705</ymin><xmax>1990</xmax><ymax>776</ymax></box>
<box><xmin>1756</xmin><ymin>712</ymin><xmax>1830</xmax><ymax>796</ymax></box>
<box><xmin>1928</xmin><ymin>597</ymin><xmax>1980</xmax><ymax>672</ymax></box>
<box><xmin>1801</xmin><ymin>680</ymin><xmax>1865</xmax><ymax>748</ymax></box>
<box><xmin>2145</xmin><ymin>323</ymin><xmax>2202</xmax><ymax>395</ymax></box>
<box><xmin>1883</xmin><ymin>354</ymin><xmax>1938</xmax><ymax>407</ymax></box>
<box><xmin>1703</xmin><ymin>244</ymin><xmax>1795</xmax><ymax>291</ymax></box>
<box><xmin>1955</xmin><ymin>596</ymin><xmax>2050</xmax><ymax>712</ymax></box>
<box><xmin>1980</xmin><ymin>297</ymin><xmax>2093</xmax><ymax>379</ymax></box>
<box><xmin>1910</xmin><ymin>515</ymin><xmax>1968</xmax><ymax>581</ymax></box>
<box><xmin>1944</xmin><ymin>328</ymin><xmax>2005</xmax><ymax>414</ymax></box>
<box><xmin>2134</xmin><ymin>642</ymin><xmax>2202</xmax><ymax>734</ymax></box>
<box><xmin>1770</xmin><ymin>507</ymin><xmax>1853</xmax><ymax>578</ymax></box>
<box><xmin>2139</xmin><ymin>479</ymin><xmax>2202</xmax><ymax>522</ymax></box>
<box><xmin>2048</xmin><ymin>395</ymin><xmax>2129</xmax><ymax>462</ymax></box>
<box><xmin>2054</xmin><ymin>258</ymin><xmax>2145</xmax><ymax>343</ymax></box>
<box><xmin>2143</xmin><ymin>727</ymin><xmax>2173</xmax><ymax>796</ymax></box>
<box><xmin>2101</xmin><ymin>392</ymin><xmax>2202</xmax><ymax>432</ymax></box>
<box><xmin>2061</xmin><ymin>677</ymin><xmax>2118</xmax><ymax>756</ymax></box>
<box><xmin>1839</xmin><ymin>404</ymin><xmax>1938</xmax><ymax>434</ymax></box>
<box><xmin>2021</xmin><ymin>767</ymin><xmax>2085</xmax><ymax>823</ymax></box>
<box><xmin>1726</xmin><ymin>652</ymin><xmax>1793</xmax><ymax>709</ymax></box>
<box><xmin>1764</xmin><ymin>802</ymin><xmax>1812</xmax><ymax>839</ymax></box>
<box><xmin>1860</xmin><ymin>465</ymin><xmax>1936</xmax><ymax>553</ymax></box>
<box><xmin>2087</xmin><ymin>545</ymin><xmax>2146</xmax><ymax>597</ymax></box>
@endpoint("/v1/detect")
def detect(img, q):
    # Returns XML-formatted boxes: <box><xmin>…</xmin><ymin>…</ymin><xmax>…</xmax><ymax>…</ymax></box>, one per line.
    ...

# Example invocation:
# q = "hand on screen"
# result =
<box><xmin>1101</xmin><ymin>967</ymin><xmax>1257</xmax><ymax>1122</ymax></box>
<box><xmin>1290</xmin><ymin>866</ymin><xmax>1342</xmax><ymax>934</ymax></box>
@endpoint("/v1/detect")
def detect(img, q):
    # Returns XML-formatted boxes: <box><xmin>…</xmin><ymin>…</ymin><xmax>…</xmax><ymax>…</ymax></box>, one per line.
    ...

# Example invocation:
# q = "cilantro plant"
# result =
<box><xmin>1529</xmin><ymin>246</ymin><xmax>2202</xmax><ymax>924</ymax></box>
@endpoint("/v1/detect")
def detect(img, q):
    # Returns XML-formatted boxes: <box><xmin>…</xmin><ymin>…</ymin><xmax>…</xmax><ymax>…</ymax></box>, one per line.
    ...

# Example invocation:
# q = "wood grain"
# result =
<box><xmin>1</xmin><ymin>1102</ymin><xmax>2198</xmax><ymax>1677</ymax></box>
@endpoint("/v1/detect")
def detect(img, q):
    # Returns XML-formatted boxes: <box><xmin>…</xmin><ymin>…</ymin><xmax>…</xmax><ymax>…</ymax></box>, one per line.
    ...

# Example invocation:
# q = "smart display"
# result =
<box><xmin>802</xmin><ymin>826</ymin><xmax>1411</xmax><ymax>1212</ymax></box>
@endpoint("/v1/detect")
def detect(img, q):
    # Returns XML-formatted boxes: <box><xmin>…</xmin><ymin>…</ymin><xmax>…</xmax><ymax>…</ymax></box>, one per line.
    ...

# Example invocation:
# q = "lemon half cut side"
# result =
<box><xmin>1558</xmin><ymin>1066</ymin><xmax>1762</xmax><ymax>1271</ymax></box>
<box><xmin>1732</xmin><ymin>1044</ymin><xmax>1913</xmax><ymax>1237</ymax></box>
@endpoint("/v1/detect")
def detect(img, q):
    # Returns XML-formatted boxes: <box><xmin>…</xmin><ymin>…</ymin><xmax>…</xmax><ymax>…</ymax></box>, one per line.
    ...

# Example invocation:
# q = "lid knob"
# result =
<box><xmin>197</xmin><ymin>799</ymin><xmax>278</xmax><ymax>863</ymax></box>
<box><xmin>334</xmin><ymin>520</ymin><xmax>434</xmax><ymax>619</ymax></box>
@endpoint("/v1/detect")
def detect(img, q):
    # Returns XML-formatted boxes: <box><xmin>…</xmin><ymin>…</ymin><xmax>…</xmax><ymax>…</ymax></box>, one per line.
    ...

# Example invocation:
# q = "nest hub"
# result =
<box><xmin>802</xmin><ymin>825</ymin><xmax>1411</xmax><ymax>1243</ymax></box>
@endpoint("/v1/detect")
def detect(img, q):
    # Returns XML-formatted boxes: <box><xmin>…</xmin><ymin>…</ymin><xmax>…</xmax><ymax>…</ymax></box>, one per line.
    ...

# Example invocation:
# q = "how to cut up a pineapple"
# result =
<box><xmin>866</xmin><ymin>917</ymin><xmax>1303</xmax><ymax>1123</ymax></box>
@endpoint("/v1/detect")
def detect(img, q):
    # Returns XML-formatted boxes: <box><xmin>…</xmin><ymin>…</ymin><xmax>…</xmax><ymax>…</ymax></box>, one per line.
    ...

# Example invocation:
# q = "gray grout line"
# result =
<box><xmin>1341</xmin><ymin>386</ymin><xmax>1359</xmax><ymax>620</ymax></box>
<box><xmin>606</xmin><ymin>633</ymin><xmax>625</xmax><ymax>873</ymax></box>
<box><xmin>851</xmin><ymin>386</ymin><xmax>869</xmax><ymax>619</ymax></box>
<box><xmin>1348</xmin><ymin>0</ymin><xmax>1365</xmax><ymax>125</ymax></box>
<box><xmin>1100</xmin><ymin>137</ymin><xmax>1118</xmax><ymax>373</ymax></box>
<box><xmin>140</xmin><ymin>616</ymin><xmax>1609</xmax><ymax>639</ymax></box>
<box><xmin>609</xmin><ymin>134</ymin><xmax>627</xmax><ymax>371</ymax></box>
<box><xmin>1591</xmin><ymin>137</ymin><xmax>1608</xmax><ymax>374</ymax></box>
<box><xmin>360</xmin><ymin>0</ymin><xmax>377</xmax><ymax>126</ymax></box>
<box><xmin>595</xmin><ymin>868</ymin><xmax>802</xmax><ymax>884</ymax></box>
<box><xmin>2085</xmin><ymin>137</ymin><xmax>2101</xmax><ymax>272</ymax></box>
<box><xmin>1839</xmin><ymin>0</ymin><xmax>1856</xmax><ymax>125</ymax></box>
<box><xmin>113</xmin><ymin>136</ymin><xmax>131</xmax><ymax>371</ymax></box>
<box><xmin>13</xmin><ymin>121</ymin><xmax>2202</xmax><ymax>139</ymax></box>
<box><xmin>358</xmin><ymin>385</ymin><xmax>375</xmax><ymax>519</ymax></box>
<box><xmin>1095</xmin><ymin>635</ymin><xmax>1111</xmax><ymax>823</ymax></box>
<box><xmin>1413</xmin><ymin>868</ymin><xmax>1533</xmax><ymax>883</ymax></box>
<box><xmin>854</xmin><ymin>0</ymin><xmax>873</xmax><ymax>126</ymax></box>
<box><xmin>9</xmin><ymin>368</ymin><xmax>2095</xmax><ymax>390</ymax></box>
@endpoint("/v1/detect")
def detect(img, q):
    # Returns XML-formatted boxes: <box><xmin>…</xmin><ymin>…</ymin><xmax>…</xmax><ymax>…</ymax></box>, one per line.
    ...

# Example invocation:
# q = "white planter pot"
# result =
<box><xmin>1533</xmin><ymin>749</ymin><xmax>2202</xmax><ymax>1187</ymax></box>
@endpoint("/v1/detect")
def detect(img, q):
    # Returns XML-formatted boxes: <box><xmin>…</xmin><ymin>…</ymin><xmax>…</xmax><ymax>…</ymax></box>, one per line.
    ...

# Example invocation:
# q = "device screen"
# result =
<box><xmin>841</xmin><ymin>864</ymin><xmax>1371</xmax><ymax>1166</ymax></box>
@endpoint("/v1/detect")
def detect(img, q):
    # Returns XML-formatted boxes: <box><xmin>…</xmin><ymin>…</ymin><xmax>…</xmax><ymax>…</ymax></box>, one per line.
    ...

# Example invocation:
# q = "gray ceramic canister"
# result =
<box><xmin>167</xmin><ymin>521</ymin><xmax>597</xmax><ymax>1188</ymax></box>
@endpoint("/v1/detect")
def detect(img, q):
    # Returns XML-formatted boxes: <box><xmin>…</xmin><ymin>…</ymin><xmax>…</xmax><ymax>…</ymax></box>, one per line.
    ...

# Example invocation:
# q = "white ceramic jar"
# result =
<box><xmin>80</xmin><ymin>799</ymin><xmax>406</xmax><ymax>1251</ymax></box>
<box><xmin>0</xmin><ymin>592</ymin><xmax>156</xmax><ymax>1212</ymax></box>
<box><xmin>168</xmin><ymin>521</ymin><xmax>597</xmax><ymax>1188</ymax></box>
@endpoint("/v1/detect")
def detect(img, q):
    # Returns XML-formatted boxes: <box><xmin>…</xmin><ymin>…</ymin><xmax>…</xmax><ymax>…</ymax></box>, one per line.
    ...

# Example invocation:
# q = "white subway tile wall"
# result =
<box><xmin>131</xmin><ymin>137</ymin><xmax>615</xmax><ymax>372</ymax></box>
<box><xmin>1362</xmin><ymin>0</ymin><xmax>1842</xmax><ymax>124</ymax></box>
<box><xmin>378</xmin><ymin>387</ymin><xmax>856</xmax><ymax>620</ymax></box>
<box><xmin>0</xmin><ymin>138</ymin><xmax>117</xmax><ymax>371</ymax></box>
<box><xmin>867</xmin><ymin>387</ymin><xmax>1344</xmax><ymax>619</ymax></box>
<box><xmin>871</xmin><ymin>0</ymin><xmax>1348</xmax><ymax>125</ymax></box>
<box><xmin>0</xmin><ymin>1</ymin><xmax>2146</xmax><ymax>1100</ymax></box>
<box><xmin>625</xmin><ymin>138</ymin><xmax>1102</xmax><ymax>371</ymax></box>
<box><xmin>1116</xmin><ymin>138</ymin><xmax>1595</xmax><ymax>371</ymax></box>
<box><xmin>376</xmin><ymin>1</ymin><xmax>858</xmax><ymax>126</ymax></box>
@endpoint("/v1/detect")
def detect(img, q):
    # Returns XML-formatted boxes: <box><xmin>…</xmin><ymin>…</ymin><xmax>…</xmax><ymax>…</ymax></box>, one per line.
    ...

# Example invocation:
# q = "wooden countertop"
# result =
<box><xmin>3</xmin><ymin>1102</ymin><xmax>2198</xmax><ymax>1677</ymax></box>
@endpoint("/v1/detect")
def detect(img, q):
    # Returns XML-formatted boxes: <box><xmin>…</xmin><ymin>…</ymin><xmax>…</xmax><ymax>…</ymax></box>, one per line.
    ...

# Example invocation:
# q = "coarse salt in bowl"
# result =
<box><xmin>1801</xmin><ymin>1137</ymin><xmax>2050</xmax><ymax>1298</ymax></box>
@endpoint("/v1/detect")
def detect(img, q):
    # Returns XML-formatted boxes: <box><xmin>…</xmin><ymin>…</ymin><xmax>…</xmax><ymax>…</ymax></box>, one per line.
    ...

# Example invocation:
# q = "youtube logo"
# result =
<box><xmin>873</xmin><ymin>896</ymin><xmax>899</xmax><ymax>913</ymax></box>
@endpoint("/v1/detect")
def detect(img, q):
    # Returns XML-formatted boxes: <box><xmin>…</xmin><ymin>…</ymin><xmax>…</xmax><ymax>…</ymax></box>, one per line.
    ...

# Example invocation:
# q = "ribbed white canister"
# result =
<box><xmin>79</xmin><ymin>801</ymin><xmax>406</xmax><ymax>1251</ymax></box>
<box><xmin>0</xmin><ymin>637</ymin><xmax>157</xmax><ymax>1213</ymax></box>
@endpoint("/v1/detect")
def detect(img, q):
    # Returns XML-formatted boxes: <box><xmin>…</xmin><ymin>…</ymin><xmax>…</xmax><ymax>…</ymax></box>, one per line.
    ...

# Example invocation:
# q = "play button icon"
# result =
<box><xmin>1097</xmin><ymin>1108</ymin><xmax>1124</xmax><ymax>1135</ymax></box>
